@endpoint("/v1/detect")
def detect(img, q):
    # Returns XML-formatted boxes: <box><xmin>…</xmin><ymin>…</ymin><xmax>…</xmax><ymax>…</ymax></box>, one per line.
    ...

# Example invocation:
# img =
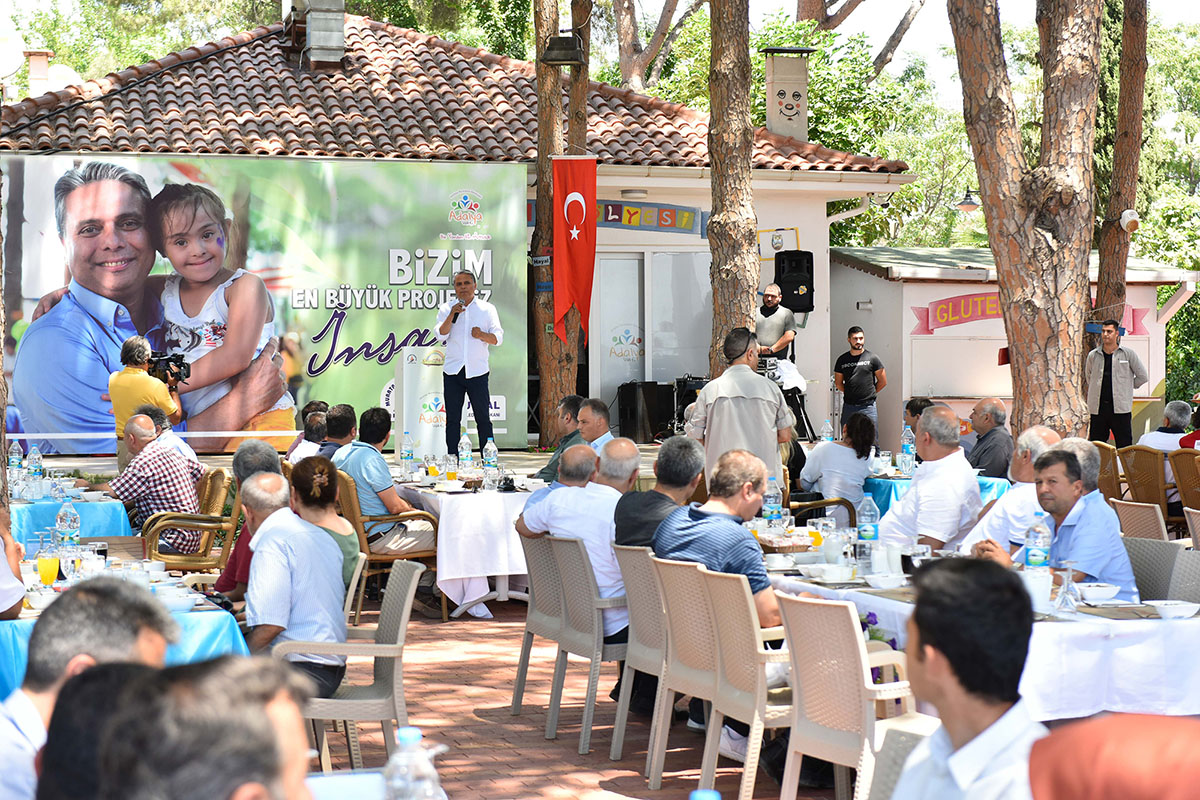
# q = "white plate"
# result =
<box><xmin>808</xmin><ymin>576</ymin><xmax>866</xmax><ymax>586</ymax></box>
<box><xmin>765</xmin><ymin>564</ymin><xmax>797</xmax><ymax>573</ymax></box>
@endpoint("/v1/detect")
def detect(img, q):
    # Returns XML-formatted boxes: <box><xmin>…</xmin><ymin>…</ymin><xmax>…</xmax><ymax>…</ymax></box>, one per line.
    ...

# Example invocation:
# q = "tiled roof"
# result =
<box><xmin>0</xmin><ymin>16</ymin><xmax>908</xmax><ymax>173</ymax></box>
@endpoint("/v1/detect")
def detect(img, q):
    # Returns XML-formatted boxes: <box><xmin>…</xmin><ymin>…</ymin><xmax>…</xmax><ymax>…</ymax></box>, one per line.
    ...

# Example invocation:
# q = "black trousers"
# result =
<box><xmin>1090</xmin><ymin>411</ymin><xmax>1133</xmax><ymax>449</ymax></box>
<box><xmin>443</xmin><ymin>368</ymin><xmax>493</xmax><ymax>454</ymax></box>
<box><xmin>288</xmin><ymin>660</ymin><xmax>346</xmax><ymax>699</ymax></box>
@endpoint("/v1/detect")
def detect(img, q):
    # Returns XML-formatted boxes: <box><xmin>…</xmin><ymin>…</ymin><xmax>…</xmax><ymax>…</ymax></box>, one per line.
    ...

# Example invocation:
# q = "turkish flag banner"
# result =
<box><xmin>552</xmin><ymin>155</ymin><xmax>598</xmax><ymax>343</ymax></box>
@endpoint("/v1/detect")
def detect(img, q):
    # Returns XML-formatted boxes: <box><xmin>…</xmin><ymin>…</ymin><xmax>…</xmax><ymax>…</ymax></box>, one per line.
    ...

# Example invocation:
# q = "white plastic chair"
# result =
<box><xmin>1112</xmin><ymin>499</ymin><xmax>1169</xmax><ymax>541</ymax></box>
<box><xmin>545</xmin><ymin>535</ymin><xmax>628</xmax><ymax>755</ymax></box>
<box><xmin>610</xmin><ymin>545</ymin><xmax>668</xmax><ymax>767</ymax></box>
<box><xmin>511</xmin><ymin>534</ymin><xmax>565</xmax><ymax>715</ymax></box>
<box><xmin>777</xmin><ymin>593</ymin><xmax>938</xmax><ymax>800</ymax></box>
<box><xmin>343</xmin><ymin>552</ymin><xmax>368</xmax><ymax>622</ymax></box>
<box><xmin>701</xmin><ymin>568</ymin><xmax>793</xmax><ymax>800</ymax></box>
<box><xmin>646</xmin><ymin>556</ymin><xmax>722</xmax><ymax>791</ymax></box>
<box><xmin>864</xmin><ymin>729</ymin><xmax>930</xmax><ymax>800</ymax></box>
<box><xmin>1123</xmin><ymin>536</ymin><xmax>1180</xmax><ymax>602</ymax></box>
<box><xmin>273</xmin><ymin>560</ymin><xmax>424</xmax><ymax>773</ymax></box>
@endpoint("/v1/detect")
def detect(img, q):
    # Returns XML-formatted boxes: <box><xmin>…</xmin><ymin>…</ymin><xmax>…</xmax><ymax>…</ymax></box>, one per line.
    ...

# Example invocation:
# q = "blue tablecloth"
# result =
<box><xmin>0</xmin><ymin>607</ymin><xmax>248</xmax><ymax>696</ymax></box>
<box><xmin>10</xmin><ymin>497</ymin><xmax>134</xmax><ymax>549</ymax></box>
<box><xmin>865</xmin><ymin>475</ymin><xmax>1013</xmax><ymax>515</ymax></box>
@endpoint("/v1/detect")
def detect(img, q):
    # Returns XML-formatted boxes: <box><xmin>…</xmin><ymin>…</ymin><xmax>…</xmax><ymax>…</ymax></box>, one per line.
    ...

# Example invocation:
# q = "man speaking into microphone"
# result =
<box><xmin>436</xmin><ymin>270</ymin><xmax>504</xmax><ymax>455</ymax></box>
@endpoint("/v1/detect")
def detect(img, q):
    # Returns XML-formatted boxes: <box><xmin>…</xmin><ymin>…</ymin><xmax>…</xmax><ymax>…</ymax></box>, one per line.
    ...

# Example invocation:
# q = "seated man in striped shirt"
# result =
<box><xmin>243</xmin><ymin>472</ymin><xmax>347</xmax><ymax>698</ymax></box>
<box><xmin>80</xmin><ymin>415</ymin><xmax>203</xmax><ymax>554</ymax></box>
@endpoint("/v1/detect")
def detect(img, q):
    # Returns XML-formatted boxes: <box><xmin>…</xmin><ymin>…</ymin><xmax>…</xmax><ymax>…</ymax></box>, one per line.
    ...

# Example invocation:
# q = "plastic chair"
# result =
<box><xmin>647</xmin><ymin>556</ymin><xmax>722</xmax><ymax>791</ymax></box>
<box><xmin>1168</xmin><ymin>449</ymin><xmax>1200</xmax><ymax>511</ymax></box>
<box><xmin>1094</xmin><ymin>441</ymin><xmax>1124</xmax><ymax>501</ymax></box>
<box><xmin>182</xmin><ymin>573</ymin><xmax>217</xmax><ymax>590</ymax></box>
<box><xmin>610</xmin><ymin>545</ymin><xmax>668</xmax><ymax>766</ymax></box>
<box><xmin>273</xmin><ymin>559</ymin><xmax>424</xmax><ymax>773</ymax></box>
<box><xmin>700</xmin><ymin>568</ymin><xmax>792</xmax><ymax>800</ymax></box>
<box><xmin>1122</xmin><ymin>537</ymin><xmax>1180</xmax><ymax>602</ymax></box>
<box><xmin>343</xmin><ymin>551</ymin><xmax>368</xmax><ymax>622</ymax></box>
<box><xmin>511</xmin><ymin>534</ymin><xmax>565</xmax><ymax>716</ymax></box>
<box><xmin>544</xmin><ymin>535</ymin><xmax>628</xmax><ymax>755</ymax></box>
<box><xmin>336</xmin><ymin>470</ymin><xmax>445</xmax><ymax>623</ymax></box>
<box><xmin>1119</xmin><ymin>445</ymin><xmax>1184</xmax><ymax>527</ymax></box>
<box><xmin>777</xmin><ymin>594</ymin><xmax>939</xmax><ymax>800</ymax></box>
<box><xmin>1167</xmin><ymin>548</ymin><xmax>1200</xmax><ymax>603</ymax></box>
<box><xmin>1184</xmin><ymin>507</ymin><xmax>1200</xmax><ymax>546</ymax></box>
<box><xmin>1111</xmin><ymin>499</ymin><xmax>1169</xmax><ymax>541</ymax></box>
<box><xmin>864</xmin><ymin>729</ymin><xmax>930</xmax><ymax>800</ymax></box>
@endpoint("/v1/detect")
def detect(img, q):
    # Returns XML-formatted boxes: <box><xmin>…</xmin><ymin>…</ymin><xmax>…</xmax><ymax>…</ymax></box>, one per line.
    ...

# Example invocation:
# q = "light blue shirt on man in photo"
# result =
<box><xmin>12</xmin><ymin>280</ymin><xmax>168</xmax><ymax>454</ymax></box>
<box><xmin>333</xmin><ymin>440</ymin><xmax>396</xmax><ymax>534</ymax></box>
<box><xmin>589</xmin><ymin>430</ymin><xmax>614</xmax><ymax>454</ymax></box>
<box><xmin>1049</xmin><ymin>489</ymin><xmax>1138</xmax><ymax>603</ymax></box>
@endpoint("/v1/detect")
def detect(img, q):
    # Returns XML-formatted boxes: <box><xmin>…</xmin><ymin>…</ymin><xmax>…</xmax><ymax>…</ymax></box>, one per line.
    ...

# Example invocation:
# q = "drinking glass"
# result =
<box><xmin>60</xmin><ymin>546</ymin><xmax>79</xmax><ymax>583</ymax></box>
<box><xmin>444</xmin><ymin>456</ymin><xmax>458</xmax><ymax>481</ymax></box>
<box><xmin>483</xmin><ymin>467</ymin><xmax>499</xmax><ymax>491</ymax></box>
<box><xmin>36</xmin><ymin>543</ymin><xmax>60</xmax><ymax>586</ymax></box>
<box><xmin>424</xmin><ymin>455</ymin><xmax>439</xmax><ymax>478</ymax></box>
<box><xmin>876</xmin><ymin>450</ymin><xmax>892</xmax><ymax>474</ymax></box>
<box><xmin>1053</xmin><ymin>560</ymin><xmax>1081</xmax><ymax>615</ymax></box>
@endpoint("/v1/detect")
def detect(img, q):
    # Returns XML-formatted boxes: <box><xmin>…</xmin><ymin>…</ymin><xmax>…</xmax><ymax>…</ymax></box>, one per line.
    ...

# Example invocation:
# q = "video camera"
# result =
<box><xmin>147</xmin><ymin>351</ymin><xmax>191</xmax><ymax>385</ymax></box>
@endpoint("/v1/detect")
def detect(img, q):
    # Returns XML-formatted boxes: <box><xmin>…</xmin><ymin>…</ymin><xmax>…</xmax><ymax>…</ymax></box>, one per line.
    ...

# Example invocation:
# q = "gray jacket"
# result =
<box><xmin>1085</xmin><ymin>344</ymin><xmax>1147</xmax><ymax>415</ymax></box>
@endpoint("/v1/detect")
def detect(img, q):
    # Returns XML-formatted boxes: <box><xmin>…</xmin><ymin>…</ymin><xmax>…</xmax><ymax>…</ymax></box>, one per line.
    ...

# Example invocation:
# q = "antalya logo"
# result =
<box><xmin>449</xmin><ymin>190</ymin><xmax>483</xmax><ymax>226</ymax></box>
<box><xmin>609</xmin><ymin>325</ymin><xmax>644</xmax><ymax>363</ymax></box>
<box><xmin>419</xmin><ymin>393</ymin><xmax>447</xmax><ymax>428</ymax></box>
<box><xmin>771</xmin><ymin>232</ymin><xmax>784</xmax><ymax>251</ymax></box>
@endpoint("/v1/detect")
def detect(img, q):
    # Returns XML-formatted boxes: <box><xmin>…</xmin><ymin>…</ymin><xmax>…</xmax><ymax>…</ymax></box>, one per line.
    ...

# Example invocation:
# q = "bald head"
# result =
<box><xmin>241</xmin><ymin>472</ymin><xmax>290</xmax><ymax>514</ymax></box>
<box><xmin>124</xmin><ymin>414</ymin><xmax>158</xmax><ymax>457</ymax></box>
<box><xmin>557</xmin><ymin>444</ymin><xmax>598</xmax><ymax>485</ymax></box>
<box><xmin>1010</xmin><ymin>426</ymin><xmax>1061</xmax><ymax>483</ymax></box>
<box><xmin>598</xmin><ymin>437</ymin><xmax>641</xmax><ymax>492</ymax></box>
<box><xmin>970</xmin><ymin>397</ymin><xmax>1007</xmax><ymax>435</ymax></box>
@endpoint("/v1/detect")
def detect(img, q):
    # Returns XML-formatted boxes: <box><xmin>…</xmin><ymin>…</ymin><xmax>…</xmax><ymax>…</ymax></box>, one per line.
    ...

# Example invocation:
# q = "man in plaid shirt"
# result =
<box><xmin>101</xmin><ymin>415</ymin><xmax>204</xmax><ymax>553</ymax></box>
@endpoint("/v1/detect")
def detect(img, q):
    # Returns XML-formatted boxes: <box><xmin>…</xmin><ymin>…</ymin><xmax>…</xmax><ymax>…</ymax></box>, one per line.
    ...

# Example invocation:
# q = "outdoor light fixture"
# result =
<box><xmin>956</xmin><ymin>189</ymin><xmax>980</xmax><ymax>213</ymax></box>
<box><xmin>540</xmin><ymin>30</ymin><xmax>585</xmax><ymax>67</ymax></box>
<box><xmin>620</xmin><ymin>189</ymin><xmax>648</xmax><ymax>200</ymax></box>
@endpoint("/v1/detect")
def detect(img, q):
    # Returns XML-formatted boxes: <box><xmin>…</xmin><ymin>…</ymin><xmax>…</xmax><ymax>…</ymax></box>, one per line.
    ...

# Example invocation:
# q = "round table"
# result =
<box><xmin>10</xmin><ymin>497</ymin><xmax>134</xmax><ymax>550</ymax></box>
<box><xmin>864</xmin><ymin>475</ymin><xmax>1013</xmax><ymax>515</ymax></box>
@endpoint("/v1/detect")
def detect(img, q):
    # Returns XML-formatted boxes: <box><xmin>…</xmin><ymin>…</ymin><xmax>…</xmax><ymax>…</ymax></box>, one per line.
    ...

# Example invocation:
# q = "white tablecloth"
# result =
<box><xmin>771</xmin><ymin>575</ymin><xmax>1200</xmax><ymax>721</ymax></box>
<box><xmin>396</xmin><ymin>485</ymin><xmax>530</xmax><ymax>618</ymax></box>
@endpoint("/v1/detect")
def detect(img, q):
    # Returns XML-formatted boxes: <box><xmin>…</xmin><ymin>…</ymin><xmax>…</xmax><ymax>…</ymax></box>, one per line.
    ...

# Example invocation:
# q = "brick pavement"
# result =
<box><xmin>324</xmin><ymin>598</ymin><xmax>836</xmax><ymax>799</ymax></box>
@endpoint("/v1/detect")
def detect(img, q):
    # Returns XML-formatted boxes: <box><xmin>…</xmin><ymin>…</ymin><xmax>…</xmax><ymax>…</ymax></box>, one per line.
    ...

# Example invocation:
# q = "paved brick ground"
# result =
<box><xmin>323</xmin><ymin>598</ymin><xmax>835</xmax><ymax>799</ymax></box>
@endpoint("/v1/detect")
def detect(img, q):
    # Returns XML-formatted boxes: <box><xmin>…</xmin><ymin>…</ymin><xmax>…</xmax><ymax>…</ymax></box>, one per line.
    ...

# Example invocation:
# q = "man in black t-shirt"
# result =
<box><xmin>613</xmin><ymin>435</ymin><xmax>705</xmax><ymax>549</ymax></box>
<box><xmin>834</xmin><ymin>326</ymin><xmax>887</xmax><ymax>431</ymax></box>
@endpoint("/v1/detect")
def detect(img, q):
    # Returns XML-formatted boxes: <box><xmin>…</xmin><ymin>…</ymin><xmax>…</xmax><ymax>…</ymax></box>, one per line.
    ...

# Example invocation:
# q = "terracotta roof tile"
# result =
<box><xmin>0</xmin><ymin>16</ymin><xmax>907</xmax><ymax>172</ymax></box>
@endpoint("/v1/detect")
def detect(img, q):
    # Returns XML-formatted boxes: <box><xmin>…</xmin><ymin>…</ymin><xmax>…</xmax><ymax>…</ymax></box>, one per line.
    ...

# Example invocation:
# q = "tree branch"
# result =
<box><xmin>633</xmin><ymin>0</ymin><xmax>682</xmax><ymax>77</ymax></box>
<box><xmin>821</xmin><ymin>0</ymin><xmax>867</xmax><ymax>30</ymax></box>
<box><xmin>871</xmin><ymin>0</ymin><xmax>927</xmax><ymax>80</ymax></box>
<box><xmin>648</xmin><ymin>0</ymin><xmax>707</xmax><ymax>86</ymax></box>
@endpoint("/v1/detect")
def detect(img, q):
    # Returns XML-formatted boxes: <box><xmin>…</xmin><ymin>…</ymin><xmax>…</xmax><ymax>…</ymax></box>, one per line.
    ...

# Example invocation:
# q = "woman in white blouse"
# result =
<box><xmin>799</xmin><ymin>412</ymin><xmax>875</xmax><ymax>527</ymax></box>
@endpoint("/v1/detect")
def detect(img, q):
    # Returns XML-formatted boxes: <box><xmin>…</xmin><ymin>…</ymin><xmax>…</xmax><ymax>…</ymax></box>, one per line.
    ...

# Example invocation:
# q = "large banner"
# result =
<box><xmin>0</xmin><ymin>155</ymin><xmax>527</xmax><ymax>454</ymax></box>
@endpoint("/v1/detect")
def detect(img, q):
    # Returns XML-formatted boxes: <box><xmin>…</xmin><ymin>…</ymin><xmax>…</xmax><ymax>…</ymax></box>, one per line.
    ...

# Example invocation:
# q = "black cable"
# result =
<box><xmin>0</xmin><ymin>27</ymin><xmax>285</xmax><ymax>142</ymax></box>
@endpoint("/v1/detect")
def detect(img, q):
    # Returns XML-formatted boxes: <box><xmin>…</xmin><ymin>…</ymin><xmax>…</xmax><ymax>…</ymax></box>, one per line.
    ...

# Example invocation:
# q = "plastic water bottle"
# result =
<box><xmin>401</xmin><ymin>431</ymin><xmax>415</xmax><ymax>469</ymax></box>
<box><xmin>899</xmin><ymin>425</ymin><xmax>916</xmax><ymax>476</ymax></box>
<box><xmin>56</xmin><ymin>500</ymin><xmax>81</xmax><ymax>545</ymax></box>
<box><xmin>820</xmin><ymin>419</ymin><xmax>834</xmax><ymax>442</ymax></box>
<box><xmin>482</xmin><ymin>437</ymin><xmax>499</xmax><ymax>468</ymax></box>
<box><xmin>857</xmin><ymin>495</ymin><xmax>880</xmax><ymax>541</ymax></box>
<box><xmin>7</xmin><ymin>441</ymin><xmax>21</xmax><ymax>469</ymax></box>
<box><xmin>383</xmin><ymin>727</ymin><xmax>446</xmax><ymax>799</ymax></box>
<box><xmin>1024</xmin><ymin>512</ymin><xmax>1052</xmax><ymax>573</ymax></box>
<box><xmin>690</xmin><ymin>791</ymin><xmax>722</xmax><ymax>800</ymax></box>
<box><xmin>457</xmin><ymin>431</ymin><xmax>473</xmax><ymax>467</ymax></box>
<box><xmin>27</xmin><ymin>445</ymin><xmax>43</xmax><ymax>480</ymax></box>
<box><xmin>762</xmin><ymin>477</ymin><xmax>784</xmax><ymax>529</ymax></box>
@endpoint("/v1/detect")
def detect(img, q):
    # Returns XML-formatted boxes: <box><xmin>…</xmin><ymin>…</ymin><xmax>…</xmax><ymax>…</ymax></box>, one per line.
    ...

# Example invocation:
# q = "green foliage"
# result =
<box><xmin>473</xmin><ymin>0</ymin><xmax>532</xmax><ymax>59</ymax></box>
<box><xmin>1143</xmin><ymin>185</ymin><xmax>1200</xmax><ymax>401</ymax></box>
<box><xmin>1154</xmin><ymin>23</ymin><xmax>1200</xmax><ymax>195</ymax></box>
<box><xmin>347</xmin><ymin>0</ymin><xmax>419</xmax><ymax>28</ymax></box>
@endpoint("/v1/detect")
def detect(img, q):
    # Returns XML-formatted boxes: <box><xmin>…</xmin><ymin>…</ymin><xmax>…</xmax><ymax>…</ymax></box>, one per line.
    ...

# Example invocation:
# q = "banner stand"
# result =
<box><xmin>394</xmin><ymin>346</ymin><xmax>450</xmax><ymax>463</ymax></box>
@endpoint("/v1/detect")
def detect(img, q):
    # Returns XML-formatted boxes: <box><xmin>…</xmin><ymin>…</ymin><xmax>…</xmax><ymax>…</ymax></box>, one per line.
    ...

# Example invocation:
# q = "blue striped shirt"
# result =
<box><xmin>246</xmin><ymin>508</ymin><xmax>347</xmax><ymax>666</ymax></box>
<box><xmin>653</xmin><ymin>503</ymin><xmax>770</xmax><ymax>593</ymax></box>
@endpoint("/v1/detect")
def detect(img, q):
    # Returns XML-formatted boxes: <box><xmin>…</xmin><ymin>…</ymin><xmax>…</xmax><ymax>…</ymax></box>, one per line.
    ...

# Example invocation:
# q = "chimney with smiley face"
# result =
<box><xmin>762</xmin><ymin>47</ymin><xmax>817</xmax><ymax>143</ymax></box>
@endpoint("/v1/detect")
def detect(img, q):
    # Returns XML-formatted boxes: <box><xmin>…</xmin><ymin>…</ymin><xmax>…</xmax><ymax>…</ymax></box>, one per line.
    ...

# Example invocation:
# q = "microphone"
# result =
<box><xmin>450</xmin><ymin>309</ymin><xmax>460</xmax><ymax>324</ymax></box>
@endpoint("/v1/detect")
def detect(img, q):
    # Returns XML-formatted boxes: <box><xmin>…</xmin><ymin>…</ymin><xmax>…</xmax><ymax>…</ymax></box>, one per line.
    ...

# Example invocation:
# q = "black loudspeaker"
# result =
<box><xmin>617</xmin><ymin>382</ymin><xmax>674</xmax><ymax>443</ymax></box>
<box><xmin>775</xmin><ymin>249</ymin><xmax>815</xmax><ymax>313</ymax></box>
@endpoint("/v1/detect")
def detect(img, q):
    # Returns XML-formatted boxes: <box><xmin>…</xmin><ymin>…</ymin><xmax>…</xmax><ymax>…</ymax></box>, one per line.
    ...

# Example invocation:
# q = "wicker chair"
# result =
<box><xmin>144</xmin><ymin>468</ymin><xmax>240</xmax><ymax>572</ymax></box>
<box><xmin>790</xmin><ymin>497</ymin><xmax>858</xmax><ymax>527</ymax></box>
<box><xmin>1122</xmin><ymin>537</ymin><xmax>1180</xmax><ymax>602</ymax></box>
<box><xmin>1094</xmin><ymin>441</ymin><xmax>1124</xmax><ymax>502</ymax></box>
<box><xmin>511</xmin><ymin>534</ymin><xmax>565</xmax><ymax>716</ymax></box>
<box><xmin>335</xmin><ymin>470</ymin><xmax>445</xmax><ymax>624</ymax></box>
<box><xmin>864</xmin><ymin>730</ymin><xmax>930</xmax><ymax>800</ymax></box>
<box><xmin>1167</xmin><ymin>548</ymin><xmax>1200</xmax><ymax>603</ymax></box>
<box><xmin>1185</xmin><ymin>507</ymin><xmax>1200</xmax><ymax>546</ymax></box>
<box><xmin>274</xmin><ymin>560</ymin><xmax>423</xmax><ymax>773</ymax></box>
<box><xmin>195</xmin><ymin>467</ymin><xmax>233</xmax><ymax>515</ymax></box>
<box><xmin>646</xmin><ymin>556</ymin><xmax>721</xmax><ymax>791</ymax></box>
<box><xmin>777</xmin><ymin>594</ymin><xmax>939</xmax><ymax>800</ymax></box>
<box><xmin>544</xmin><ymin>535</ymin><xmax>628</xmax><ymax>755</ymax></box>
<box><xmin>1111</xmin><ymin>499</ymin><xmax>1169</xmax><ymax>541</ymax></box>
<box><xmin>343</xmin><ymin>552</ymin><xmax>368</xmax><ymax>622</ymax></box>
<box><xmin>1119</xmin><ymin>445</ymin><xmax>1184</xmax><ymax>527</ymax></box>
<box><xmin>610</xmin><ymin>546</ymin><xmax>668</xmax><ymax>767</ymax></box>
<box><xmin>1168</xmin><ymin>449</ymin><xmax>1200</xmax><ymax>511</ymax></box>
<box><xmin>700</xmin><ymin>568</ymin><xmax>792</xmax><ymax>800</ymax></box>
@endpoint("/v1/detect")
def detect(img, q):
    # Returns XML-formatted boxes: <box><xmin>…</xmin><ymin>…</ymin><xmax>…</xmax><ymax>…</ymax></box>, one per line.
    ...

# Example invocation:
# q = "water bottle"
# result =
<box><xmin>27</xmin><ymin>445</ymin><xmax>43</xmax><ymax>480</ymax></box>
<box><xmin>899</xmin><ymin>425</ymin><xmax>916</xmax><ymax>476</ymax></box>
<box><xmin>820</xmin><ymin>419</ymin><xmax>834</xmax><ymax>442</ymax></box>
<box><xmin>482</xmin><ymin>437</ymin><xmax>499</xmax><ymax>469</ymax></box>
<box><xmin>56</xmin><ymin>500</ymin><xmax>81</xmax><ymax>545</ymax></box>
<box><xmin>7</xmin><ymin>441</ymin><xmax>21</xmax><ymax>469</ymax></box>
<box><xmin>401</xmin><ymin>431</ymin><xmax>415</xmax><ymax>469</ymax></box>
<box><xmin>762</xmin><ymin>477</ymin><xmax>784</xmax><ymax>529</ymax></box>
<box><xmin>457</xmin><ymin>431</ymin><xmax>473</xmax><ymax>467</ymax></box>
<box><xmin>857</xmin><ymin>495</ymin><xmax>880</xmax><ymax>541</ymax></box>
<box><xmin>690</xmin><ymin>792</ymin><xmax>722</xmax><ymax>800</ymax></box>
<box><xmin>383</xmin><ymin>727</ymin><xmax>446</xmax><ymax>799</ymax></box>
<box><xmin>1024</xmin><ymin>512</ymin><xmax>1052</xmax><ymax>573</ymax></box>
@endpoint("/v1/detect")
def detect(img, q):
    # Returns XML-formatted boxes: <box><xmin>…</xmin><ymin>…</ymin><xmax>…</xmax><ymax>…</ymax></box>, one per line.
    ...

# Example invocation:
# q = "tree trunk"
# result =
<box><xmin>226</xmin><ymin>179</ymin><xmax>252</xmax><ymax>272</ymax></box>
<box><xmin>796</xmin><ymin>0</ymin><xmax>866</xmax><ymax>29</ymax></box>
<box><xmin>0</xmin><ymin>165</ymin><xmax>9</xmax><ymax>535</ymax></box>
<box><xmin>948</xmin><ymin>0</ymin><xmax>1103</xmax><ymax>436</ymax></box>
<box><xmin>531</xmin><ymin>0</ymin><xmax>572</xmax><ymax>447</ymax></box>
<box><xmin>872</xmin><ymin>0</ymin><xmax>927</xmax><ymax>79</ymax></box>
<box><xmin>3</xmin><ymin>159</ymin><xmax>23</xmax><ymax>329</ymax></box>
<box><xmin>707</xmin><ymin>0</ymin><xmax>759</xmax><ymax>378</ymax></box>
<box><xmin>612</xmin><ymin>0</ymin><xmax>643</xmax><ymax>90</ymax></box>
<box><xmin>1095</xmin><ymin>0</ymin><xmax>1147</xmax><ymax>326</ymax></box>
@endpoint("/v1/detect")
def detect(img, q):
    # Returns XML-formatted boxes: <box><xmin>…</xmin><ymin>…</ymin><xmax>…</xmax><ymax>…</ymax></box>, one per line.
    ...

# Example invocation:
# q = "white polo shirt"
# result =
<box><xmin>879</xmin><ymin>448</ymin><xmax>983</xmax><ymax>548</ymax></box>
<box><xmin>0</xmin><ymin>689</ymin><xmax>45</xmax><ymax>799</ymax></box>
<box><xmin>435</xmin><ymin>296</ymin><xmax>504</xmax><ymax>378</ymax></box>
<box><xmin>958</xmin><ymin>481</ymin><xmax>1042</xmax><ymax>553</ymax></box>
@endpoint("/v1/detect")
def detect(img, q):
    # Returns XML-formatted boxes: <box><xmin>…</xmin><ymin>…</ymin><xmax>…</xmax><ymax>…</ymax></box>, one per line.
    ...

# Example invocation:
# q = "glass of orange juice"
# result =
<box><xmin>445</xmin><ymin>456</ymin><xmax>458</xmax><ymax>481</ymax></box>
<box><xmin>36</xmin><ymin>544</ymin><xmax>60</xmax><ymax>586</ymax></box>
<box><xmin>424</xmin><ymin>454</ymin><xmax>439</xmax><ymax>478</ymax></box>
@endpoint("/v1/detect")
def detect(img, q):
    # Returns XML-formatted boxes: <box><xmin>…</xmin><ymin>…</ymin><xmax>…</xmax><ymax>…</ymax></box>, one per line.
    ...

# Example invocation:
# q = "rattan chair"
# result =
<box><xmin>280</xmin><ymin>460</ymin><xmax>293</xmax><ymax>482</ymax></box>
<box><xmin>195</xmin><ymin>467</ymin><xmax>233</xmax><ymax>515</ymax></box>
<box><xmin>646</xmin><ymin>556</ymin><xmax>721</xmax><ymax>791</ymax></box>
<box><xmin>511</xmin><ymin>534</ymin><xmax>565</xmax><ymax>716</ymax></box>
<box><xmin>1119</xmin><ymin>445</ymin><xmax>1184</xmax><ymax>527</ymax></box>
<box><xmin>144</xmin><ymin>468</ymin><xmax>240</xmax><ymax>572</ymax></box>
<box><xmin>273</xmin><ymin>559</ymin><xmax>423</xmax><ymax>773</ymax></box>
<box><xmin>1111</xmin><ymin>499</ymin><xmax>1169</xmax><ymax>541</ymax></box>
<box><xmin>544</xmin><ymin>535</ymin><xmax>628</xmax><ymax>755</ymax></box>
<box><xmin>335</xmin><ymin>470</ymin><xmax>445</xmax><ymax>623</ymax></box>
<box><xmin>790</xmin><ymin>497</ymin><xmax>858</xmax><ymax>527</ymax></box>
<box><xmin>777</xmin><ymin>594</ymin><xmax>939</xmax><ymax>800</ymax></box>
<box><xmin>1123</xmin><ymin>537</ymin><xmax>1180</xmax><ymax>602</ymax></box>
<box><xmin>1168</xmin><ymin>449</ymin><xmax>1200</xmax><ymax>511</ymax></box>
<box><xmin>1167</xmin><ymin>548</ymin><xmax>1200</xmax><ymax>603</ymax></box>
<box><xmin>610</xmin><ymin>545</ymin><xmax>668</xmax><ymax>766</ymax></box>
<box><xmin>700</xmin><ymin>569</ymin><xmax>792</xmax><ymax>800</ymax></box>
<box><xmin>1095</xmin><ymin>441</ymin><xmax>1124</xmax><ymax>501</ymax></box>
<box><xmin>864</xmin><ymin>729</ymin><xmax>930</xmax><ymax>800</ymax></box>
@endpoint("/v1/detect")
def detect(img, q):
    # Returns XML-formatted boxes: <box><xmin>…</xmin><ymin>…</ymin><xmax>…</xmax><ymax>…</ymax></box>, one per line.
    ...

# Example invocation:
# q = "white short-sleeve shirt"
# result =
<box><xmin>878</xmin><ymin>448</ymin><xmax>983</xmax><ymax>548</ymax></box>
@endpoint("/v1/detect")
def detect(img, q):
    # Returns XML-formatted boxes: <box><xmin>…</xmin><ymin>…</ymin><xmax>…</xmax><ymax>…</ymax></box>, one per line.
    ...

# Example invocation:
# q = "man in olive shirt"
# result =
<box><xmin>534</xmin><ymin>395</ymin><xmax>585</xmax><ymax>482</ymax></box>
<box><xmin>614</xmin><ymin>436</ymin><xmax>705</xmax><ymax>549</ymax></box>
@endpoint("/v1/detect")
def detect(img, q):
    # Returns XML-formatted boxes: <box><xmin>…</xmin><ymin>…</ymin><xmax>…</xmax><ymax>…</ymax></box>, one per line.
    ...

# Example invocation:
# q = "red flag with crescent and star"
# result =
<box><xmin>552</xmin><ymin>155</ymin><xmax>598</xmax><ymax>343</ymax></box>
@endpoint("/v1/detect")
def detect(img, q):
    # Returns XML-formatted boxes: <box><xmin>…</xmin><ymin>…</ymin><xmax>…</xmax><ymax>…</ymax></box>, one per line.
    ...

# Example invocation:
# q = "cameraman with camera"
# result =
<box><xmin>110</xmin><ymin>336</ymin><xmax>181</xmax><ymax>471</ymax></box>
